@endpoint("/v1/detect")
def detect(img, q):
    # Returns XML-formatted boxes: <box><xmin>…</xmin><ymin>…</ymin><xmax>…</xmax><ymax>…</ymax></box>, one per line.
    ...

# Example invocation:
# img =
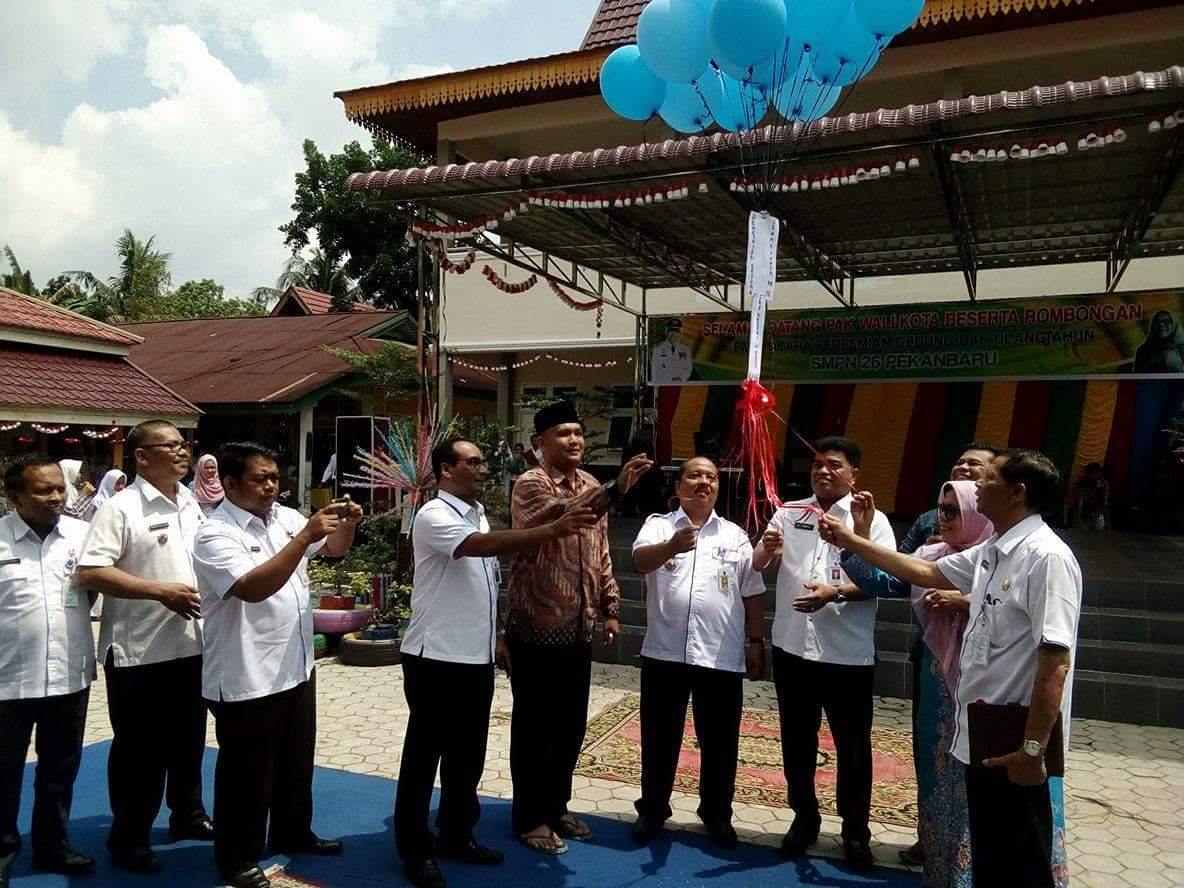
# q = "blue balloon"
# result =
<box><xmin>600</xmin><ymin>45</ymin><xmax>667</xmax><ymax>121</ymax></box>
<box><xmin>774</xmin><ymin>75</ymin><xmax>842</xmax><ymax>122</ymax></box>
<box><xmin>709</xmin><ymin>0</ymin><xmax>788</xmax><ymax>72</ymax></box>
<box><xmin>637</xmin><ymin>0</ymin><xmax>711</xmax><ymax>84</ymax></box>
<box><xmin>704</xmin><ymin>69</ymin><xmax>771</xmax><ymax>131</ymax></box>
<box><xmin>784</xmin><ymin>0</ymin><xmax>852</xmax><ymax>50</ymax></box>
<box><xmin>659</xmin><ymin>76</ymin><xmax>718</xmax><ymax>133</ymax></box>
<box><xmin>853</xmin><ymin>0</ymin><xmax>925</xmax><ymax>39</ymax></box>
<box><xmin>812</xmin><ymin>9</ymin><xmax>882</xmax><ymax>85</ymax></box>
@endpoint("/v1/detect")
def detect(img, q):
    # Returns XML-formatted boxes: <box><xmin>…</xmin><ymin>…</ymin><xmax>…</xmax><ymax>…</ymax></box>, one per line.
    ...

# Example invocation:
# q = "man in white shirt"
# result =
<box><xmin>396</xmin><ymin>437</ymin><xmax>597</xmax><ymax>888</ymax></box>
<box><xmin>77</xmin><ymin>420</ymin><xmax>211</xmax><ymax>874</ymax></box>
<box><xmin>629</xmin><ymin>457</ymin><xmax>766</xmax><ymax>849</ymax></box>
<box><xmin>821</xmin><ymin>448</ymin><xmax>1081</xmax><ymax>888</ymax></box>
<box><xmin>0</xmin><ymin>455</ymin><xmax>96</xmax><ymax>886</ymax></box>
<box><xmin>751</xmin><ymin>436</ymin><xmax>895</xmax><ymax>872</ymax></box>
<box><xmin>192</xmin><ymin>443</ymin><xmax>359</xmax><ymax>888</ymax></box>
<box><xmin>650</xmin><ymin>318</ymin><xmax>693</xmax><ymax>384</ymax></box>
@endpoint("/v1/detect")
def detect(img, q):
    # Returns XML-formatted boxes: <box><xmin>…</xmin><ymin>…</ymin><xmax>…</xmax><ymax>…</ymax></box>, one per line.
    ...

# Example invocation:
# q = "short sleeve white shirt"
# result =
<box><xmin>767</xmin><ymin>494</ymin><xmax>896</xmax><ymax>666</ymax></box>
<box><xmin>936</xmin><ymin>514</ymin><xmax>1082</xmax><ymax>764</ymax></box>
<box><xmin>0</xmin><ymin>513</ymin><xmax>95</xmax><ymax>700</ymax></box>
<box><xmin>193</xmin><ymin>499</ymin><xmax>325</xmax><ymax>702</ymax></box>
<box><xmin>404</xmin><ymin>491</ymin><xmax>499</xmax><ymax>665</ymax></box>
<box><xmin>633</xmin><ymin>509</ymin><xmax>764</xmax><ymax>673</ymax></box>
<box><xmin>80</xmin><ymin>475</ymin><xmax>204</xmax><ymax>667</ymax></box>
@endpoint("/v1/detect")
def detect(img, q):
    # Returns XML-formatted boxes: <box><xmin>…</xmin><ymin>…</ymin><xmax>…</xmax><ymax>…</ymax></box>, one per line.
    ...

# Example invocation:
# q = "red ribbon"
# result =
<box><xmin>726</xmin><ymin>379</ymin><xmax>784</xmax><ymax>529</ymax></box>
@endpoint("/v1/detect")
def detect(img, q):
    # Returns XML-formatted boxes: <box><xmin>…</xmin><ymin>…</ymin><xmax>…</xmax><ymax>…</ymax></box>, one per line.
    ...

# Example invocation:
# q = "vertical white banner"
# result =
<box><xmin>745</xmin><ymin>211</ymin><xmax>780</xmax><ymax>381</ymax></box>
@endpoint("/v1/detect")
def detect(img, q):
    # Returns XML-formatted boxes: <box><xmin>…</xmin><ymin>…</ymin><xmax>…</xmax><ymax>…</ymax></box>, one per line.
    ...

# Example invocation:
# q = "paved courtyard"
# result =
<box><xmin>64</xmin><ymin>659</ymin><xmax>1184</xmax><ymax>887</ymax></box>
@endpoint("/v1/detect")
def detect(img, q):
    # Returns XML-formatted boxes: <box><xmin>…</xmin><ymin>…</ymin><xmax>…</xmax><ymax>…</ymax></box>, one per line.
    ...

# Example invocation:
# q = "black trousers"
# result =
<box><xmin>207</xmin><ymin>672</ymin><xmax>317</xmax><ymax>877</ymax></box>
<box><xmin>635</xmin><ymin>657</ymin><xmax>743</xmax><ymax>825</ymax></box>
<box><xmin>394</xmin><ymin>654</ymin><xmax>495</xmax><ymax>864</ymax></box>
<box><xmin>0</xmin><ymin>688</ymin><xmax>89</xmax><ymax>866</ymax></box>
<box><xmin>965</xmin><ymin>765</ymin><xmax>1055</xmax><ymax>888</ymax></box>
<box><xmin>508</xmin><ymin>639</ymin><xmax>591</xmax><ymax>835</ymax></box>
<box><xmin>104</xmin><ymin>652</ymin><xmax>207</xmax><ymax>851</ymax></box>
<box><xmin>772</xmin><ymin>647</ymin><xmax>875</xmax><ymax>842</ymax></box>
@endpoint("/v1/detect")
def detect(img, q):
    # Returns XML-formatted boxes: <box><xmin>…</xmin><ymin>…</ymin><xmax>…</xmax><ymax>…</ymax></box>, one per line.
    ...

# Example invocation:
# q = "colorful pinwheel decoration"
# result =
<box><xmin>342</xmin><ymin>414</ymin><xmax>457</xmax><ymax>522</ymax></box>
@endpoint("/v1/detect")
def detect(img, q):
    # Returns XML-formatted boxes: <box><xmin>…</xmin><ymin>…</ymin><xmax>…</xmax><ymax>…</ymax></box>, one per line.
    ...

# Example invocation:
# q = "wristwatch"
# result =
<box><xmin>1022</xmin><ymin>739</ymin><xmax>1046</xmax><ymax>758</ymax></box>
<box><xmin>833</xmin><ymin>588</ymin><xmax>847</xmax><ymax>603</ymax></box>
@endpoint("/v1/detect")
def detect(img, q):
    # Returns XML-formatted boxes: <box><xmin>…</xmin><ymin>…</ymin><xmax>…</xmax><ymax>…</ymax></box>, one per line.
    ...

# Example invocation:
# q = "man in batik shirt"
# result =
<box><xmin>503</xmin><ymin>401</ymin><xmax>652</xmax><ymax>855</ymax></box>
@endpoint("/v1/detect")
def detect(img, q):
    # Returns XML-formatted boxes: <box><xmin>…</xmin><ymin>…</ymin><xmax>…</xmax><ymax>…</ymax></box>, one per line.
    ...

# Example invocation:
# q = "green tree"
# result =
<box><xmin>1</xmin><ymin>246</ymin><xmax>36</xmax><ymax>295</ymax></box>
<box><xmin>144</xmin><ymin>279</ymin><xmax>268</xmax><ymax>321</ymax></box>
<box><xmin>279</xmin><ymin>138</ymin><xmax>423</xmax><ymax>312</ymax></box>
<box><xmin>323</xmin><ymin>341</ymin><xmax>419</xmax><ymax>409</ymax></box>
<box><xmin>252</xmin><ymin>249</ymin><xmax>359</xmax><ymax>308</ymax></box>
<box><xmin>63</xmin><ymin>229</ymin><xmax>172</xmax><ymax>322</ymax></box>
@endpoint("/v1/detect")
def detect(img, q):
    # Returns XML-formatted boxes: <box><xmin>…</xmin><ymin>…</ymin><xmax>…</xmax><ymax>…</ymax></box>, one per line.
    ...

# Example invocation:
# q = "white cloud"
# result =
<box><xmin>0</xmin><ymin>25</ymin><xmax>291</xmax><ymax>296</ymax></box>
<box><xmin>0</xmin><ymin>0</ymin><xmax>132</xmax><ymax>91</ymax></box>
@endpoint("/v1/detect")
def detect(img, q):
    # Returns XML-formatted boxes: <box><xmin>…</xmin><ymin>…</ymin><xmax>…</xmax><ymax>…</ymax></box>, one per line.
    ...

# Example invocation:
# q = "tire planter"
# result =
<box><xmin>312</xmin><ymin>606</ymin><xmax>372</xmax><ymax>635</ymax></box>
<box><xmin>318</xmin><ymin>594</ymin><xmax>356</xmax><ymax>610</ymax></box>
<box><xmin>360</xmin><ymin>624</ymin><xmax>398</xmax><ymax>641</ymax></box>
<box><xmin>339</xmin><ymin>631</ymin><xmax>402</xmax><ymax>667</ymax></box>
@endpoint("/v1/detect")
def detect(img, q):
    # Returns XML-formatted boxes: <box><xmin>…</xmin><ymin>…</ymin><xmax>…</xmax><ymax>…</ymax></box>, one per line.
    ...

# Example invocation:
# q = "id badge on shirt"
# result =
<box><xmin>970</xmin><ymin>628</ymin><xmax>990</xmax><ymax>665</ymax></box>
<box><xmin>63</xmin><ymin>586</ymin><xmax>81</xmax><ymax>608</ymax></box>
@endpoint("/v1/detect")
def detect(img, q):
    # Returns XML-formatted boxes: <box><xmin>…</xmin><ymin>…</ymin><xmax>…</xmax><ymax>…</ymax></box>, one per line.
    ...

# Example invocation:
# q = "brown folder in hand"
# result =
<box><xmin>967</xmin><ymin>702</ymin><xmax>1065</xmax><ymax>778</ymax></box>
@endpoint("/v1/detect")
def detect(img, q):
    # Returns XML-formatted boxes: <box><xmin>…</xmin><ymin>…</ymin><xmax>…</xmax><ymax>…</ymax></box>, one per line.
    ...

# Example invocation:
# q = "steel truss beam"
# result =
<box><xmin>1106</xmin><ymin>129</ymin><xmax>1184</xmax><ymax>292</ymax></box>
<box><xmin>931</xmin><ymin>144</ymin><xmax>979</xmax><ymax>301</ymax></box>
<box><xmin>709</xmin><ymin>168</ymin><xmax>852</xmax><ymax>308</ymax></box>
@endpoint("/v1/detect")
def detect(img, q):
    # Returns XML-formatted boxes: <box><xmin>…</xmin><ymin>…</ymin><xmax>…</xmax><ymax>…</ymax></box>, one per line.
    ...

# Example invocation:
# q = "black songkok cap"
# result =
<box><xmin>533</xmin><ymin>400</ymin><xmax>581</xmax><ymax>436</ymax></box>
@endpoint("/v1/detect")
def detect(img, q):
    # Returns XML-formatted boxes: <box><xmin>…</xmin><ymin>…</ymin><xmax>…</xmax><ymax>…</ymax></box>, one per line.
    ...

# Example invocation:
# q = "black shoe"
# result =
<box><xmin>33</xmin><ymin>847</ymin><xmax>96</xmax><ymax>875</ymax></box>
<box><xmin>434</xmin><ymin>839</ymin><xmax>503</xmax><ymax>865</ymax></box>
<box><xmin>225</xmin><ymin>864</ymin><xmax>271</xmax><ymax>888</ymax></box>
<box><xmin>631</xmin><ymin>814</ymin><xmax>665</xmax><ymax>844</ymax></box>
<box><xmin>110</xmin><ymin>845</ymin><xmax>161</xmax><ymax>873</ymax></box>
<box><xmin>269</xmin><ymin>835</ymin><xmax>342</xmax><ymax>856</ymax></box>
<box><xmin>404</xmin><ymin>857</ymin><xmax>446</xmax><ymax>888</ymax></box>
<box><xmin>778</xmin><ymin>829</ymin><xmax>818</xmax><ymax>860</ymax></box>
<box><xmin>700</xmin><ymin>818</ymin><xmax>738</xmax><ymax>849</ymax></box>
<box><xmin>169</xmin><ymin>817</ymin><xmax>215</xmax><ymax>843</ymax></box>
<box><xmin>843</xmin><ymin>838</ymin><xmax>875</xmax><ymax>873</ymax></box>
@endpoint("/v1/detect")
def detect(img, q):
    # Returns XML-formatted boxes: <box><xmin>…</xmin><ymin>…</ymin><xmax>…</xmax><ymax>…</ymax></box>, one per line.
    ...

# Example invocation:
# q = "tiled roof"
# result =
<box><xmin>582</xmin><ymin>0</ymin><xmax>1104</xmax><ymax>49</ymax></box>
<box><xmin>0</xmin><ymin>286</ymin><xmax>140</xmax><ymax>346</ymax></box>
<box><xmin>272</xmin><ymin>286</ymin><xmax>381</xmax><ymax>316</ymax></box>
<box><xmin>123</xmin><ymin>312</ymin><xmax>411</xmax><ymax>405</ymax></box>
<box><xmin>0</xmin><ymin>345</ymin><xmax>198</xmax><ymax>417</ymax></box>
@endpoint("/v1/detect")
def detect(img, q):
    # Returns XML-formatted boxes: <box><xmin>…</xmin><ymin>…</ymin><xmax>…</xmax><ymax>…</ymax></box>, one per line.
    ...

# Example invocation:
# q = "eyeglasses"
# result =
<box><xmin>937</xmin><ymin>504</ymin><xmax>961</xmax><ymax>521</ymax></box>
<box><xmin>139</xmin><ymin>441</ymin><xmax>196</xmax><ymax>453</ymax></box>
<box><xmin>460</xmin><ymin>457</ymin><xmax>489</xmax><ymax>468</ymax></box>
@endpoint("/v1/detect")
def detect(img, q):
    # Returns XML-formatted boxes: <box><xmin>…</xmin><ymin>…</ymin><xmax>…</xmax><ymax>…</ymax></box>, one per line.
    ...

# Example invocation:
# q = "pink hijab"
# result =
<box><xmin>913</xmin><ymin>480</ymin><xmax>994</xmax><ymax>691</ymax></box>
<box><xmin>192</xmin><ymin>453</ymin><xmax>224</xmax><ymax>504</ymax></box>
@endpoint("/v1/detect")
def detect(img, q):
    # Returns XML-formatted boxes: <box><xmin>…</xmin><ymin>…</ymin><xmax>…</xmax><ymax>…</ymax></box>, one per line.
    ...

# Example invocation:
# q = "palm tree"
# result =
<box><xmin>1</xmin><ymin>245</ymin><xmax>36</xmax><ymax>296</ymax></box>
<box><xmin>252</xmin><ymin>248</ymin><xmax>359</xmax><ymax>307</ymax></box>
<box><xmin>63</xmin><ymin>229</ymin><xmax>172</xmax><ymax>322</ymax></box>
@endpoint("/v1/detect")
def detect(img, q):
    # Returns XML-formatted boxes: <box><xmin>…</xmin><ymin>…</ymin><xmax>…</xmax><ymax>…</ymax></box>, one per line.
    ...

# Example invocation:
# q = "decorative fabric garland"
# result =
<box><xmin>730</xmin><ymin>153</ymin><xmax>921</xmax><ymax>193</ymax></box>
<box><xmin>481</xmin><ymin>264</ymin><xmax>537</xmax><ymax>293</ymax></box>
<box><xmin>83</xmin><ymin>426</ymin><xmax>121</xmax><ymax>439</ymax></box>
<box><xmin>432</xmin><ymin>244</ymin><xmax>477</xmax><ymax>274</ymax></box>
<box><xmin>0</xmin><ymin>421</ymin><xmax>20</xmax><ymax>432</ymax></box>
<box><xmin>450</xmin><ymin>352</ymin><xmax>633</xmax><ymax>372</ymax></box>
<box><xmin>1147</xmin><ymin>108</ymin><xmax>1184</xmax><ymax>132</ymax></box>
<box><xmin>31</xmin><ymin>423</ymin><xmax>69</xmax><ymax>435</ymax></box>
<box><xmin>407</xmin><ymin>200</ymin><xmax>528</xmax><ymax>244</ymax></box>
<box><xmin>527</xmin><ymin>180</ymin><xmax>709</xmax><ymax>210</ymax></box>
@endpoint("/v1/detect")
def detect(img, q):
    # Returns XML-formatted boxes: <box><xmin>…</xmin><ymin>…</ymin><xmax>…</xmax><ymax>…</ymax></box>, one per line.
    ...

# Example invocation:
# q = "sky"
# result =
<box><xmin>0</xmin><ymin>0</ymin><xmax>602</xmax><ymax>299</ymax></box>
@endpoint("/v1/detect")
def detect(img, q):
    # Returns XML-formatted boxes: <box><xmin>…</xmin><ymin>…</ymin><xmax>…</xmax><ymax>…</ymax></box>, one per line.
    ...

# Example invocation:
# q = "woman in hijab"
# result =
<box><xmin>59</xmin><ymin>459</ymin><xmax>96</xmax><ymax>520</ymax></box>
<box><xmin>1133</xmin><ymin>309</ymin><xmax>1184</xmax><ymax>373</ymax></box>
<box><xmin>88</xmin><ymin>469</ymin><xmax>127</xmax><ymax>519</ymax></box>
<box><xmin>190</xmin><ymin>453</ymin><xmax>225</xmax><ymax>516</ymax></box>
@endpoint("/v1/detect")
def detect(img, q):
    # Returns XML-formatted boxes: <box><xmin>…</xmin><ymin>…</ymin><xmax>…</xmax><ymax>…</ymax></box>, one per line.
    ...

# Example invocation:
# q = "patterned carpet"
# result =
<box><xmin>577</xmin><ymin>694</ymin><xmax>918</xmax><ymax>827</ymax></box>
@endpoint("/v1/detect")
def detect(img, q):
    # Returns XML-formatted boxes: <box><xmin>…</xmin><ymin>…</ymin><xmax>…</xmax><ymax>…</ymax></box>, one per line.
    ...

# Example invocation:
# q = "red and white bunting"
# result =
<box><xmin>0</xmin><ymin>421</ymin><xmax>20</xmax><ymax>432</ymax></box>
<box><xmin>82</xmin><ymin>426</ymin><xmax>121</xmax><ymax>439</ymax></box>
<box><xmin>30</xmin><ymin>423</ymin><xmax>69</xmax><ymax>435</ymax></box>
<box><xmin>481</xmin><ymin>265</ymin><xmax>537</xmax><ymax>293</ymax></box>
<box><xmin>449</xmin><ymin>352</ymin><xmax>632</xmax><ymax>373</ymax></box>
<box><xmin>1147</xmin><ymin>108</ymin><xmax>1184</xmax><ymax>133</ymax></box>
<box><xmin>546</xmin><ymin>278</ymin><xmax>605</xmax><ymax>338</ymax></box>
<box><xmin>729</xmin><ymin>153</ymin><xmax>921</xmax><ymax>194</ymax></box>
<box><xmin>407</xmin><ymin>200</ymin><xmax>529</xmax><ymax>245</ymax></box>
<box><xmin>527</xmin><ymin>180</ymin><xmax>708</xmax><ymax>210</ymax></box>
<box><xmin>433</xmin><ymin>244</ymin><xmax>477</xmax><ymax>274</ymax></box>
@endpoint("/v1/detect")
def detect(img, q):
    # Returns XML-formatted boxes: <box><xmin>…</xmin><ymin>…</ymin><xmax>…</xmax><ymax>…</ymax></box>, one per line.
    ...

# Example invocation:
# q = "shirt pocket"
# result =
<box><xmin>0</xmin><ymin>558</ymin><xmax>27</xmax><ymax>587</ymax></box>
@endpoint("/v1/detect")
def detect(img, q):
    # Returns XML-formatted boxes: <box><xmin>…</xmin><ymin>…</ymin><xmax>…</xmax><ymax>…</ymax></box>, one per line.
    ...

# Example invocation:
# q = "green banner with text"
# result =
<box><xmin>647</xmin><ymin>289</ymin><xmax>1184</xmax><ymax>384</ymax></box>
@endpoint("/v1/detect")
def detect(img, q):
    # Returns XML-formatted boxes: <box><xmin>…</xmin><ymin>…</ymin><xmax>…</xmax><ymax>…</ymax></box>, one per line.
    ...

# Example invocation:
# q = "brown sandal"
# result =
<box><xmin>520</xmin><ymin>827</ymin><xmax>567</xmax><ymax>856</ymax></box>
<box><xmin>556</xmin><ymin>815</ymin><xmax>593</xmax><ymax>843</ymax></box>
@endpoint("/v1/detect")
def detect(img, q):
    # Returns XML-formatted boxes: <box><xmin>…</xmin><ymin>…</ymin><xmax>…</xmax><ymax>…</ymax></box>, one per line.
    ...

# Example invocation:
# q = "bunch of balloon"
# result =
<box><xmin>599</xmin><ymin>0</ymin><xmax>926</xmax><ymax>135</ymax></box>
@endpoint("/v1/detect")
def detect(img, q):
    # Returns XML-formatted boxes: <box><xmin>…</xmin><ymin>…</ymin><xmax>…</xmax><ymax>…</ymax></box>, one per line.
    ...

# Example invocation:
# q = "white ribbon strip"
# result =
<box><xmin>745</xmin><ymin>211</ymin><xmax>780</xmax><ymax>381</ymax></box>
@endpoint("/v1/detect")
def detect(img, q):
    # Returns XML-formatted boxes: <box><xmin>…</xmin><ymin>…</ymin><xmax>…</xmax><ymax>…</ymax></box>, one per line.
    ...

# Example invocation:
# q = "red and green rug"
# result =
<box><xmin>577</xmin><ymin>694</ymin><xmax>918</xmax><ymax>827</ymax></box>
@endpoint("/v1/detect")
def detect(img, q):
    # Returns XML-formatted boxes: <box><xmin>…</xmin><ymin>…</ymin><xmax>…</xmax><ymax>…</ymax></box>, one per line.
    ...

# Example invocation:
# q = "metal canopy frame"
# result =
<box><xmin>377</xmin><ymin>92</ymin><xmax>1183</xmax><ymax>328</ymax></box>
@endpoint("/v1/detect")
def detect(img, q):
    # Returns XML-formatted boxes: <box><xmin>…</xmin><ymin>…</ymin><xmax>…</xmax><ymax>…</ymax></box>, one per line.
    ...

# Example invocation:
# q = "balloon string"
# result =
<box><xmin>768</xmin><ymin>409</ymin><xmax>861</xmax><ymax>495</ymax></box>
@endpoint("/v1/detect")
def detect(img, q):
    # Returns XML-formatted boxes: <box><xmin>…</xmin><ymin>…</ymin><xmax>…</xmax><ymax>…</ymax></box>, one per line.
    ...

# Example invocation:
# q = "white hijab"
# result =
<box><xmin>58</xmin><ymin>459</ymin><xmax>83</xmax><ymax>507</ymax></box>
<box><xmin>90</xmin><ymin>469</ymin><xmax>126</xmax><ymax>514</ymax></box>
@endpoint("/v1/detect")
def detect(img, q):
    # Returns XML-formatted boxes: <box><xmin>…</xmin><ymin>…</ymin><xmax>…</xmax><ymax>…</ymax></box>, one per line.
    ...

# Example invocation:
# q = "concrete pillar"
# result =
<box><xmin>440</xmin><ymin>360</ymin><xmax>454</xmax><ymax>422</ymax></box>
<box><xmin>298</xmin><ymin>405</ymin><xmax>314</xmax><ymax>511</ymax></box>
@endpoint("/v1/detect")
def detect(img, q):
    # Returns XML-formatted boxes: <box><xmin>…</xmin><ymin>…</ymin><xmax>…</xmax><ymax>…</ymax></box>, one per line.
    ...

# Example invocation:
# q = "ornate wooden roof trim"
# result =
<box><xmin>918</xmin><ymin>0</ymin><xmax>1090</xmax><ymax>26</ymax></box>
<box><xmin>335</xmin><ymin>49</ymin><xmax>610</xmax><ymax>120</ymax></box>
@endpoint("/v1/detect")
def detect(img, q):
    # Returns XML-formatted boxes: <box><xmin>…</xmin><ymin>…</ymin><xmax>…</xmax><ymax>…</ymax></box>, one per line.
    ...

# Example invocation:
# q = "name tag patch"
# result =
<box><xmin>250</xmin><ymin>546</ymin><xmax>262</xmax><ymax>553</ymax></box>
<box><xmin>149</xmin><ymin>523</ymin><xmax>169</xmax><ymax>532</ymax></box>
<box><xmin>793</xmin><ymin>521</ymin><xmax>815</xmax><ymax>531</ymax></box>
<box><xmin>0</xmin><ymin>558</ymin><xmax>20</xmax><ymax>567</ymax></box>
